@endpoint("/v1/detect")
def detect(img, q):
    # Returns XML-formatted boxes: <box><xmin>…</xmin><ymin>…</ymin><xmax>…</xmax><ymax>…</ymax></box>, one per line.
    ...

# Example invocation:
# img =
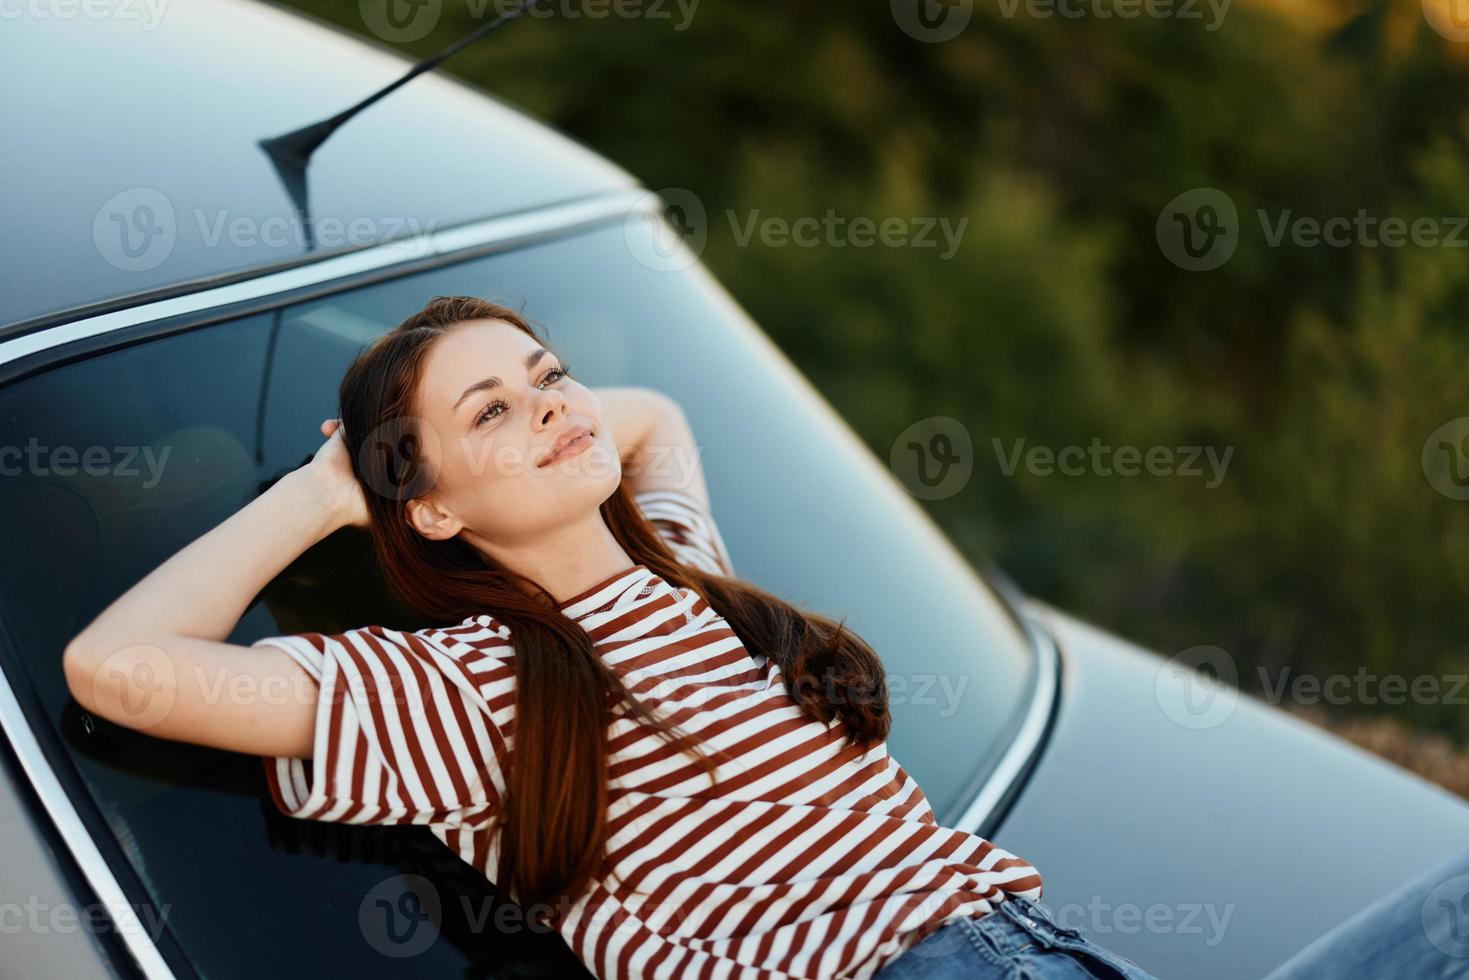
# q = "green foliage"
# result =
<box><xmin>285</xmin><ymin>0</ymin><xmax>1469</xmax><ymax>740</ymax></box>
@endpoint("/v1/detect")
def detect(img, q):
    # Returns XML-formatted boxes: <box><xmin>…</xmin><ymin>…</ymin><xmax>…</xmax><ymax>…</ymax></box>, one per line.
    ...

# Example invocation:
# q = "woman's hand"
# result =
<box><xmin>591</xmin><ymin>387</ymin><xmax>714</xmax><ymax>508</ymax></box>
<box><xmin>65</xmin><ymin>418</ymin><xmax>373</xmax><ymax>669</ymax></box>
<box><xmin>304</xmin><ymin>418</ymin><xmax>371</xmax><ymax>530</ymax></box>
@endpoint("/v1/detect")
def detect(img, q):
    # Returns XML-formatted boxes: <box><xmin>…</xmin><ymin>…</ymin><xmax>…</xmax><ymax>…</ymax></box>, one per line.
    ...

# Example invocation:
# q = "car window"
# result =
<box><xmin>0</xmin><ymin>217</ymin><xmax>1034</xmax><ymax>976</ymax></box>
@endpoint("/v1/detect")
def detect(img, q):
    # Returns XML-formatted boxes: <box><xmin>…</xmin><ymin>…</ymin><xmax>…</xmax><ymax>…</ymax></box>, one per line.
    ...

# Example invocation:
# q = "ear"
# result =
<box><xmin>405</xmin><ymin>496</ymin><xmax>463</xmax><ymax>541</ymax></box>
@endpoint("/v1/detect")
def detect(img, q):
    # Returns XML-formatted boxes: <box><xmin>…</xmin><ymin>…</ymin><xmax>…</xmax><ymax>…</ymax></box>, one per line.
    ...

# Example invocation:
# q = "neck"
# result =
<box><xmin>467</xmin><ymin>509</ymin><xmax>635</xmax><ymax>604</ymax></box>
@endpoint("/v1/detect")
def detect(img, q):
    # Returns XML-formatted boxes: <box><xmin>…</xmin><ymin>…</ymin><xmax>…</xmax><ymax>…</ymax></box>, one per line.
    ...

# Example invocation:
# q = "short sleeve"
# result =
<box><xmin>633</xmin><ymin>487</ymin><xmax>735</xmax><ymax>577</ymax></box>
<box><xmin>251</xmin><ymin>625</ymin><xmax>500</xmax><ymax>828</ymax></box>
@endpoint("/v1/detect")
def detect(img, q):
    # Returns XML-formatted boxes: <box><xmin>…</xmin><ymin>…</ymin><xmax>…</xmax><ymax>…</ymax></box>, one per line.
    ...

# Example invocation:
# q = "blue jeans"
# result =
<box><xmin>1259</xmin><ymin>845</ymin><xmax>1469</xmax><ymax>980</ymax></box>
<box><xmin>875</xmin><ymin>847</ymin><xmax>1469</xmax><ymax>979</ymax></box>
<box><xmin>873</xmin><ymin>895</ymin><xmax>1158</xmax><ymax>979</ymax></box>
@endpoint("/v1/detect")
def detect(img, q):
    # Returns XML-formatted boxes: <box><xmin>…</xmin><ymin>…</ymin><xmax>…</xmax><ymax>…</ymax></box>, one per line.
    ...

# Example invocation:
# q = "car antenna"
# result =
<box><xmin>258</xmin><ymin>0</ymin><xmax>552</xmax><ymax>249</ymax></box>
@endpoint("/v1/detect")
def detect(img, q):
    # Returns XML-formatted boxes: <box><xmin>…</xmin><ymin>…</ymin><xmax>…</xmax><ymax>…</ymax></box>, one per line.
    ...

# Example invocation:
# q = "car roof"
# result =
<box><xmin>5</xmin><ymin>0</ymin><xmax>639</xmax><ymax>332</ymax></box>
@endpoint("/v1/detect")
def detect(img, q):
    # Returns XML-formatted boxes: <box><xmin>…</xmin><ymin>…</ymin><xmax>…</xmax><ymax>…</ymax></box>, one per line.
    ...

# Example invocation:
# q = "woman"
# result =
<box><xmin>60</xmin><ymin>296</ymin><xmax>1452</xmax><ymax>980</ymax></box>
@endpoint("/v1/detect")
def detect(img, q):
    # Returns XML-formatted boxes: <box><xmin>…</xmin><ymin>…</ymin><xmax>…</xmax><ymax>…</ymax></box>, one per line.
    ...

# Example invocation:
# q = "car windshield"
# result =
<box><xmin>0</xmin><ymin>217</ymin><xmax>1035</xmax><ymax>976</ymax></box>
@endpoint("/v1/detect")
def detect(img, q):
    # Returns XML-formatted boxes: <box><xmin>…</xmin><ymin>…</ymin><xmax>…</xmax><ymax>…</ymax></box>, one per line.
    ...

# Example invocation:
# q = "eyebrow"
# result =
<box><xmin>451</xmin><ymin>347</ymin><xmax>553</xmax><ymax>413</ymax></box>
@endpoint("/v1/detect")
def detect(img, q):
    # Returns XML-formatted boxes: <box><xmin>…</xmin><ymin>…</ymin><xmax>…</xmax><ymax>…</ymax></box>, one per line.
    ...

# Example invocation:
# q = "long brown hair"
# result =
<box><xmin>336</xmin><ymin>295</ymin><xmax>890</xmax><ymax>913</ymax></box>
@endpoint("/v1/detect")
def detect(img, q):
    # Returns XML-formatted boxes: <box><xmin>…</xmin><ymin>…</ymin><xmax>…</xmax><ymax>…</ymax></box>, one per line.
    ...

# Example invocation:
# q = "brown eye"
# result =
<box><xmin>475</xmin><ymin>400</ymin><xmax>508</xmax><ymax>427</ymax></box>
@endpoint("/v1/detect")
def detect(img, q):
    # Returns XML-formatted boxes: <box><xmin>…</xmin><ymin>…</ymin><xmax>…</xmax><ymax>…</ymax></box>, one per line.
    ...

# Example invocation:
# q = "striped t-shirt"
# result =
<box><xmin>254</xmin><ymin>487</ymin><xmax>1043</xmax><ymax>979</ymax></box>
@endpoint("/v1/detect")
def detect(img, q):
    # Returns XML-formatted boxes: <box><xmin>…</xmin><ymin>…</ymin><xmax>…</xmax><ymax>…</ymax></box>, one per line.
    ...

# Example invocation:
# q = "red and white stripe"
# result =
<box><xmin>255</xmin><ymin>488</ymin><xmax>1042</xmax><ymax>979</ymax></box>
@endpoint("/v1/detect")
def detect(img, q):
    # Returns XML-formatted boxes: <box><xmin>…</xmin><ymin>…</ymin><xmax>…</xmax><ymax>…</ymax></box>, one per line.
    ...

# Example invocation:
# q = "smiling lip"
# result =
<box><xmin>539</xmin><ymin>426</ymin><xmax>594</xmax><ymax>467</ymax></box>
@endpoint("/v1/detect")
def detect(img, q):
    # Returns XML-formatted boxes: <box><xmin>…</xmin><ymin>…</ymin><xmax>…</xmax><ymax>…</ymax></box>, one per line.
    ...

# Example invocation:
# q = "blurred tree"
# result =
<box><xmin>283</xmin><ymin>0</ymin><xmax>1469</xmax><ymax>743</ymax></box>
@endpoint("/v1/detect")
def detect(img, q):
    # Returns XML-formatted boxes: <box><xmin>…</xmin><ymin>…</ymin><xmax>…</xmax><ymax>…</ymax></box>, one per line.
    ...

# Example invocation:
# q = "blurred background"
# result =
<box><xmin>275</xmin><ymin>0</ymin><xmax>1469</xmax><ymax>795</ymax></box>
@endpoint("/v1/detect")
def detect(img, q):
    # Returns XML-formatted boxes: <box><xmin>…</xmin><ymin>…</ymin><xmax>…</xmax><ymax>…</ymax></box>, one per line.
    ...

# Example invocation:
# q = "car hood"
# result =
<box><xmin>989</xmin><ymin>600</ymin><xmax>1469</xmax><ymax>980</ymax></box>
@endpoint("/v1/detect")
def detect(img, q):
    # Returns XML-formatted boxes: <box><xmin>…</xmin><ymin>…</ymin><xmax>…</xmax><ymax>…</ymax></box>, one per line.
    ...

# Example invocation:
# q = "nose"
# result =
<box><xmin>535</xmin><ymin>388</ymin><xmax>569</xmax><ymax>427</ymax></box>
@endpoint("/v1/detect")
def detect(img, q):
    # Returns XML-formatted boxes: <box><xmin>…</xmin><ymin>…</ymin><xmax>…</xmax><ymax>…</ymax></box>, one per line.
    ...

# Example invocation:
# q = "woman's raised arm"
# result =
<box><xmin>594</xmin><ymin>386</ymin><xmax>713</xmax><ymax>509</ymax></box>
<box><xmin>62</xmin><ymin>420</ymin><xmax>367</xmax><ymax>759</ymax></box>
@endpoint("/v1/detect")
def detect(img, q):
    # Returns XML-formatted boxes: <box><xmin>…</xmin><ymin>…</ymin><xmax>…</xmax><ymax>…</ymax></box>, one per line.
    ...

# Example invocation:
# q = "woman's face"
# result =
<box><xmin>406</xmin><ymin>318</ymin><xmax>620</xmax><ymax>544</ymax></box>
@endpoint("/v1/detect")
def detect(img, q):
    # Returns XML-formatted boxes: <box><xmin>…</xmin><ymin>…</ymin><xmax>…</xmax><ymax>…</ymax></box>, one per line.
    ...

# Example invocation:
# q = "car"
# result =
<box><xmin>3</xmin><ymin>1</ymin><xmax>1466</xmax><ymax>978</ymax></box>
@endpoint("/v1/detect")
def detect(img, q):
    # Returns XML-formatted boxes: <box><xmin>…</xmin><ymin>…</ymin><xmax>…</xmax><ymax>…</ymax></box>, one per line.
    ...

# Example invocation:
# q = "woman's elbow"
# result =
<box><xmin>62</xmin><ymin>639</ymin><xmax>106</xmax><ymax>715</ymax></box>
<box><xmin>62</xmin><ymin>637</ymin><xmax>146</xmax><ymax>724</ymax></box>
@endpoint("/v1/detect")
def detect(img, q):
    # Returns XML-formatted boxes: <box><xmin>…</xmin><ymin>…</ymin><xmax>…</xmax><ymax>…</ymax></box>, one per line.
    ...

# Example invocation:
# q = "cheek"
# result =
<box><xmin>451</xmin><ymin>431</ymin><xmax>536</xmax><ymax>485</ymax></box>
<box><xmin>452</xmin><ymin>455</ymin><xmax>548</xmax><ymax>536</ymax></box>
<box><xmin>569</xmin><ymin>385</ymin><xmax>603</xmax><ymax>418</ymax></box>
